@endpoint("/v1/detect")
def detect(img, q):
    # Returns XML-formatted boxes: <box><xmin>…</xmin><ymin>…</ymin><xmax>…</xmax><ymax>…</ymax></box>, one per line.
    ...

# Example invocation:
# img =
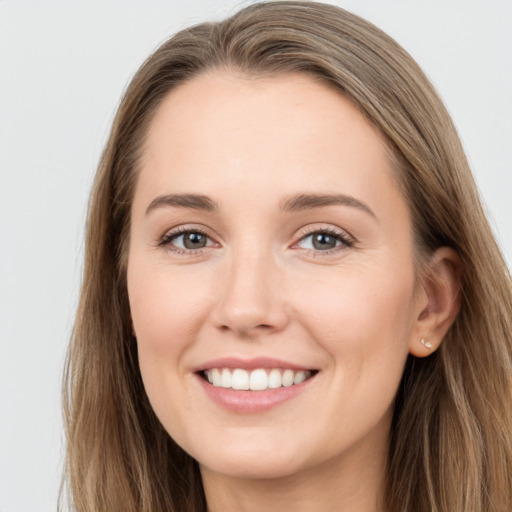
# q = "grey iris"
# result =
<box><xmin>184</xmin><ymin>232</ymin><xmax>207</xmax><ymax>249</ymax></box>
<box><xmin>313</xmin><ymin>233</ymin><xmax>337</xmax><ymax>250</ymax></box>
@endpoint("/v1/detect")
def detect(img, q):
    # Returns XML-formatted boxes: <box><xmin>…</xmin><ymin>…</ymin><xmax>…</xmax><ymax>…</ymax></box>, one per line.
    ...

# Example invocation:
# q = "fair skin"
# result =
<box><xmin>127</xmin><ymin>71</ymin><xmax>460</xmax><ymax>512</ymax></box>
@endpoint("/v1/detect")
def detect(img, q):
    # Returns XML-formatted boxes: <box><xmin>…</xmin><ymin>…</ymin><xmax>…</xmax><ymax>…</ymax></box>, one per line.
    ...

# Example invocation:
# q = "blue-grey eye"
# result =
<box><xmin>169</xmin><ymin>231</ymin><xmax>211</xmax><ymax>250</ymax></box>
<box><xmin>183</xmin><ymin>232</ymin><xmax>207</xmax><ymax>249</ymax></box>
<box><xmin>298</xmin><ymin>231</ymin><xmax>343</xmax><ymax>251</ymax></box>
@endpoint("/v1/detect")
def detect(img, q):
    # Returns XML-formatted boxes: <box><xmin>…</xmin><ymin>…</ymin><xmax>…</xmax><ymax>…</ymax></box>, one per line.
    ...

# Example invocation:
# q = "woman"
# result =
<box><xmin>62</xmin><ymin>2</ymin><xmax>512</xmax><ymax>511</ymax></box>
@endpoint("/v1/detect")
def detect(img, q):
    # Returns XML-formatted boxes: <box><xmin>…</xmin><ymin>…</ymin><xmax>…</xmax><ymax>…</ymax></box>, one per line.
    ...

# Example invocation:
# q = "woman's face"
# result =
<box><xmin>127</xmin><ymin>71</ymin><xmax>425</xmax><ymax>480</ymax></box>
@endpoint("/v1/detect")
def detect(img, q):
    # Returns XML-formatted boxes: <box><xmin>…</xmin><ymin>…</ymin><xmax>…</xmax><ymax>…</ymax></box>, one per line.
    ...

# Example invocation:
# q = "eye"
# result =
<box><xmin>296</xmin><ymin>229</ymin><xmax>353</xmax><ymax>252</ymax></box>
<box><xmin>159</xmin><ymin>229</ymin><xmax>216</xmax><ymax>252</ymax></box>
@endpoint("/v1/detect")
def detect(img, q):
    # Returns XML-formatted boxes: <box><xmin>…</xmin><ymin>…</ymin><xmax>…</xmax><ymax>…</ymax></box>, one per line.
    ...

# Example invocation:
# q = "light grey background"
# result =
<box><xmin>1</xmin><ymin>1</ymin><xmax>510</xmax><ymax>510</ymax></box>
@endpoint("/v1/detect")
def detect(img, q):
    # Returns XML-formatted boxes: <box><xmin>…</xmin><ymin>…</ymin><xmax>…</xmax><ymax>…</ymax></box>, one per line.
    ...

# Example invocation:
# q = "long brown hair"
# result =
<box><xmin>62</xmin><ymin>2</ymin><xmax>512</xmax><ymax>511</ymax></box>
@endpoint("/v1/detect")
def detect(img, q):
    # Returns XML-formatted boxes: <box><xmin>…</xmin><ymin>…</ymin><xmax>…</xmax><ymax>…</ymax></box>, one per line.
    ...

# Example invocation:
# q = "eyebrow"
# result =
<box><xmin>145</xmin><ymin>193</ymin><xmax>219</xmax><ymax>215</ymax></box>
<box><xmin>280</xmin><ymin>193</ymin><xmax>376</xmax><ymax>218</ymax></box>
<box><xmin>144</xmin><ymin>192</ymin><xmax>375</xmax><ymax>218</ymax></box>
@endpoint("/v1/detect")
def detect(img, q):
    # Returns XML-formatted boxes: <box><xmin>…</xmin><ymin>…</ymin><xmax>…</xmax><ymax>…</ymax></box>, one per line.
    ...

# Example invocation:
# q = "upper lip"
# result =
<box><xmin>194</xmin><ymin>357</ymin><xmax>315</xmax><ymax>373</ymax></box>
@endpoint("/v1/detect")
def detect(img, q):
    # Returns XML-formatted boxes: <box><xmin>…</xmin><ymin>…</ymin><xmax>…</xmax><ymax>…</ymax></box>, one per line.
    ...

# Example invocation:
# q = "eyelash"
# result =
<box><xmin>158</xmin><ymin>227</ymin><xmax>215</xmax><ymax>256</ymax></box>
<box><xmin>295</xmin><ymin>226</ymin><xmax>354</xmax><ymax>255</ymax></box>
<box><xmin>158</xmin><ymin>226</ymin><xmax>354</xmax><ymax>256</ymax></box>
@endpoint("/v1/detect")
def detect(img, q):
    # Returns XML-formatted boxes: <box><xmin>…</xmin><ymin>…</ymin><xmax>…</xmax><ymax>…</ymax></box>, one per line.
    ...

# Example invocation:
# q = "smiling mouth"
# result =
<box><xmin>201</xmin><ymin>368</ymin><xmax>317</xmax><ymax>391</ymax></box>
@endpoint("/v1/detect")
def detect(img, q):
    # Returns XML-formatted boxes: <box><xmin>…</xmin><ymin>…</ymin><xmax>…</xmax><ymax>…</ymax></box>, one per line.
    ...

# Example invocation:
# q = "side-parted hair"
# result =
<box><xmin>62</xmin><ymin>2</ymin><xmax>512</xmax><ymax>511</ymax></box>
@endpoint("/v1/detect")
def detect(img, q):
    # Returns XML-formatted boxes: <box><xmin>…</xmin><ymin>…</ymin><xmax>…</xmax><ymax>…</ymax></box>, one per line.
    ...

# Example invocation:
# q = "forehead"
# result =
<box><xmin>135</xmin><ymin>70</ymin><xmax>405</xmax><ymax>221</ymax></box>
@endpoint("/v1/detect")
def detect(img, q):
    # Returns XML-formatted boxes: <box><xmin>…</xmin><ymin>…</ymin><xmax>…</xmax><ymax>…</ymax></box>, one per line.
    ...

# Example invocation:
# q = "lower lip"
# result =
<box><xmin>196</xmin><ymin>373</ymin><xmax>316</xmax><ymax>414</ymax></box>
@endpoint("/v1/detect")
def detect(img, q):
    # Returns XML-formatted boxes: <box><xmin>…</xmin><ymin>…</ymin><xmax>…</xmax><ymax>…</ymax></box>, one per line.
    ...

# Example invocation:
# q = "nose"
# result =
<box><xmin>212</xmin><ymin>246</ymin><xmax>289</xmax><ymax>338</ymax></box>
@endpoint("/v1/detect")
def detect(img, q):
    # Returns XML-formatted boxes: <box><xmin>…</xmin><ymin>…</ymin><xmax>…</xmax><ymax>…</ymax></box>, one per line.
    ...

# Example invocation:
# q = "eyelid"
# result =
<box><xmin>297</xmin><ymin>224</ymin><xmax>354</xmax><ymax>241</ymax></box>
<box><xmin>157</xmin><ymin>224</ymin><xmax>220</xmax><ymax>254</ymax></box>
<box><xmin>293</xmin><ymin>225</ymin><xmax>355</xmax><ymax>254</ymax></box>
<box><xmin>155</xmin><ymin>223</ymin><xmax>355</xmax><ymax>256</ymax></box>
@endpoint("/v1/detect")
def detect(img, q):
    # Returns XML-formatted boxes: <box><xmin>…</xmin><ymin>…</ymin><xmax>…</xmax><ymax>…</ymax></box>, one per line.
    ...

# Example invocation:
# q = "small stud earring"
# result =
<box><xmin>421</xmin><ymin>337</ymin><xmax>433</xmax><ymax>349</ymax></box>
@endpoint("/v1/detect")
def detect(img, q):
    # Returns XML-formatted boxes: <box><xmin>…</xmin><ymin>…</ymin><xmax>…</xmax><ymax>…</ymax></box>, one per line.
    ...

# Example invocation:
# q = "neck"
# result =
<box><xmin>201</xmin><ymin>432</ymin><xmax>389</xmax><ymax>512</ymax></box>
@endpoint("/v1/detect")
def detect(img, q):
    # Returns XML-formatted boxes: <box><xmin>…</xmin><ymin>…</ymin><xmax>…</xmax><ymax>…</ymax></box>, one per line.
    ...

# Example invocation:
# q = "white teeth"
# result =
<box><xmin>232</xmin><ymin>369</ymin><xmax>249</xmax><ymax>390</ymax></box>
<box><xmin>282</xmin><ymin>369</ymin><xmax>294</xmax><ymax>387</ymax></box>
<box><xmin>203</xmin><ymin>367</ymin><xmax>313</xmax><ymax>391</ymax></box>
<box><xmin>212</xmin><ymin>368</ymin><xmax>221</xmax><ymax>387</ymax></box>
<box><xmin>293</xmin><ymin>370</ymin><xmax>307</xmax><ymax>385</ymax></box>
<box><xmin>249</xmin><ymin>369</ymin><xmax>268</xmax><ymax>390</ymax></box>
<box><xmin>268</xmin><ymin>368</ymin><xmax>282</xmax><ymax>389</ymax></box>
<box><xmin>220</xmin><ymin>368</ymin><xmax>232</xmax><ymax>388</ymax></box>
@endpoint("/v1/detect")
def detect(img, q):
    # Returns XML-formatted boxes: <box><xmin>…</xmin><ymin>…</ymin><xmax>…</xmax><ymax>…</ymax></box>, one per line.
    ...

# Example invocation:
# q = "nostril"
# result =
<box><xmin>217</xmin><ymin>322</ymin><xmax>279</xmax><ymax>337</ymax></box>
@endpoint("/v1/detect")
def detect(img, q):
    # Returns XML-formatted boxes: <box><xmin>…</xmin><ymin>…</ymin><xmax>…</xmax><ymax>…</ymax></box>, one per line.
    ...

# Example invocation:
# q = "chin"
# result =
<box><xmin>189</xmin><ymin>432</ymin><xmax>311</xmax><ymax>480</ymax></box>
<box><xmin>199</xmin><ymin>452</ymin><xmax>306</xmax><ymax>481</ymax></box>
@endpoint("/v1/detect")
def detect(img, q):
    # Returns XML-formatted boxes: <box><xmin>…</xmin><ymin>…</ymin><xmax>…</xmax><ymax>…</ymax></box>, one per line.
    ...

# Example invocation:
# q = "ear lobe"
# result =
<box><xmin>409</xmin><ymin>247</ymin><xmax>462</xmax><ymax>357</ymax></box>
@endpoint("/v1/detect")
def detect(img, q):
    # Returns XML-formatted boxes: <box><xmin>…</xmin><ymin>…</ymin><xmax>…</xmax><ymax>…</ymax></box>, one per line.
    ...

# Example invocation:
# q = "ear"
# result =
<box><xmin>409</xmin><ymin>247</ymin><xmax>462</xmax><ymax>357</ymax></box>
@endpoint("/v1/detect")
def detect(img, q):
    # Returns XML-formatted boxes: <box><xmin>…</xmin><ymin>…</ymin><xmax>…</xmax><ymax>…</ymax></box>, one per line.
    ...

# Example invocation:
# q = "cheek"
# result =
<box><xmin>289</xmin><ymin>265</ymin><xmax>415</xmax><ymax>435</ymax></box>
<box><xmin>128</xmin><ymin>262</ymin><xmax>211</xmax><ymax>353</ymax></box>
<box><xmin>126</xmin><ymin>258</ymin><xmax>215</xmax><ymax>418</ymax></box>
<box><xmin>127</xmin><ymin>260</ymin><xmax>215</xmax><ymax>431</ymax></box>
<box><xmin>289</xmin><ymin>262</ymin><xmax>416</xmax><ymax>400</ymax></box>
<box><xmin>292</xmin><ymin>264</ymin><xmax>416</xmax><ymax>343</ymax></box>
